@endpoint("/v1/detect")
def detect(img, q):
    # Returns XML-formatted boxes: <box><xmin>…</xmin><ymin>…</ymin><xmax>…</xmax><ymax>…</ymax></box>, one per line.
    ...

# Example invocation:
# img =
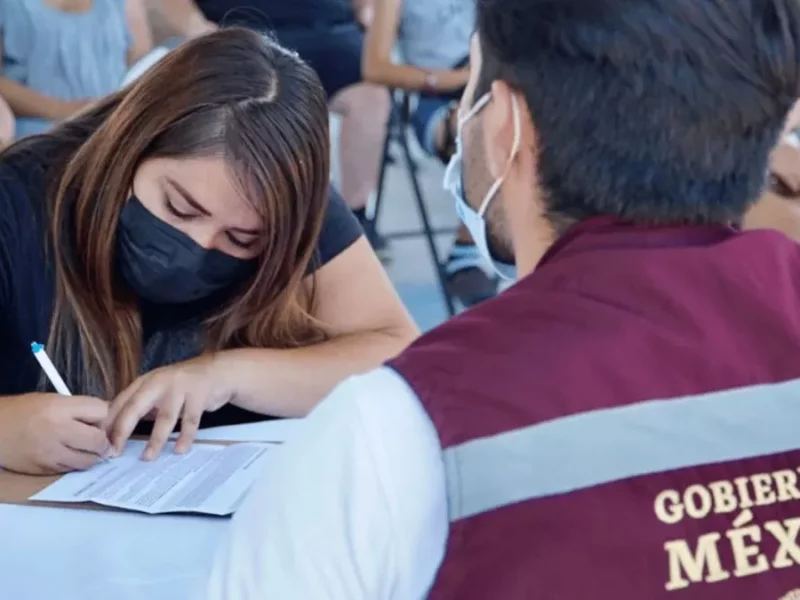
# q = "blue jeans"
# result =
<box><xmin>410</xmin><ymin>94</ymin><xmax>457</xmax><ymax>156</ymax></box>
<box><xmin>409</xmin><ymin>57</ymin><xmax>467</xmax><ymax>156</ymax></box>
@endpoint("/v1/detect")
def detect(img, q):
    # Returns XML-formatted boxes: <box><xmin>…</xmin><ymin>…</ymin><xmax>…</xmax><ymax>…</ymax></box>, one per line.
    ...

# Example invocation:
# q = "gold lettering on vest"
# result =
<box><xmin>764</xmin><ymin>518</ymin><xmax>800</xmax><ymax>569</ymax></box>
<box><xmin>656</xmin><ymin>467</ymin><xmax>800</xmax><ymax>590</ymax></box>
<box><xmin>664</xmin><ymin>533</ymin><xmax>730</xmax><ymax>591</ymax></box>
<box><xmin>684</xmin><ymin>484</ymin><xmax>713</xmax><ymax>519</ymax></box>
<box><xmin>751</xmin><ymin>473</ymin><xmax>778</xmax><ymax>506</ymax></box>
<box><xmin>655</xmin><ymin>489</ymin><xmax>684</xmax><ymax>525</ymax></box>
<box><xmin>708</xmin><ymin>480</ymin><xmax>738</xmax><ymax>515</ymax></box>
<box><xmin>726</xmin><ymin>510</ymin><xmax>769</xmax><ymax>578</ymax></box>
<box><xmin>733</xmin><ymin>477</ymin><xmax>755</xmax><ymax>510</ymax></box>
<box><xmin>774</xmin><ymin>470</ymin><xmax>800</xmax><ymax>502</ymax></box>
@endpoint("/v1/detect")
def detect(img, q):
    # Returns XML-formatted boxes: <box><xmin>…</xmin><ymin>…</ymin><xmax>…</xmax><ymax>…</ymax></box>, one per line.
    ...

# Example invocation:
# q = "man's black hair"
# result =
<box><xmin>475</xmin><ymin>0</ymin><xmax>800</xmax><ymax>226</ymax></box>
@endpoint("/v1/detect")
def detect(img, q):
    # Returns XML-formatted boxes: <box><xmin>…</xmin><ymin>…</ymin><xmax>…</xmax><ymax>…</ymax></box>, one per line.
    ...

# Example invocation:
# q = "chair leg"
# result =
<box><xmin>372</xmin><ymin>104</ymin><xmax>398</xmax><ymax>225</ymax></box>
<box><xmin>399</xmin><ymin>131</ymin><xmax>457</xmax><ymax>317</ymax></box>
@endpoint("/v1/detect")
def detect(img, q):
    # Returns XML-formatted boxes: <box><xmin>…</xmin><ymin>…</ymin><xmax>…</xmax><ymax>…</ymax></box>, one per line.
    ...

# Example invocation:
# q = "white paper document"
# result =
<box><xmin>30</xmin><ymin>440</ymin><xmax>274</xmax><ymax>516</ymax></box>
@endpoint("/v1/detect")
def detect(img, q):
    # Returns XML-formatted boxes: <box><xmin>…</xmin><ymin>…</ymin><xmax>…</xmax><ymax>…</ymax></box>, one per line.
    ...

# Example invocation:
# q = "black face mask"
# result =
<box><xmin>117</xmin><ymin>196</ymin><xmax>256</xmax><ymax>304</ymax></box>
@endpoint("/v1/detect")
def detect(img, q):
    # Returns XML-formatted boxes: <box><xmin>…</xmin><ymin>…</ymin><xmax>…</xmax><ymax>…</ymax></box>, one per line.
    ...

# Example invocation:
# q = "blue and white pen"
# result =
<box><xmin>31</xmin><ymin>342</ymin><xmax>72</xmax><ymax>396</ymax></box>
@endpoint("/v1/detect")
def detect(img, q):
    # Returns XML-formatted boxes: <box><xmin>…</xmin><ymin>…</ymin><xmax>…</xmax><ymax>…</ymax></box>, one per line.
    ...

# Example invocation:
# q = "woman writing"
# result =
<box><xmin>0</xmin><ymin>28</ymin><xmax>417</xmax><ymax>475</ymax></box>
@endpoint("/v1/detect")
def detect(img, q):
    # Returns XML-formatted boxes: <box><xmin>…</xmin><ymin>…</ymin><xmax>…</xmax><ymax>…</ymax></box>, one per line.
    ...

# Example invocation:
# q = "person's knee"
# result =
<box><xmin>331</xmin><ymin>83</ymin><xmax>390</xmax><ymax>123</ymax></box>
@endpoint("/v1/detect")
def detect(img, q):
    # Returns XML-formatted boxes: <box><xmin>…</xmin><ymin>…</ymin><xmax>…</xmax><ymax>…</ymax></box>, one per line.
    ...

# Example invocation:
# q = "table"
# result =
<box><xmin>0</xmin><ymin>419</ymin><xmax>302</xmax><ymax>600</ymax></box>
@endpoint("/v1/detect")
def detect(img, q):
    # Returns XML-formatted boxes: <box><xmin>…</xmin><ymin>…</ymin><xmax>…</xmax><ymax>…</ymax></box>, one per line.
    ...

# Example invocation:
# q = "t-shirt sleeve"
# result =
<box><xmin>312</xmin><ymin>185</ymin><xmax>363</xmax><ymax>271</ymax></box>
<box><xmin>204</xmin><ymin>367</ymin><xmax>448</xmax><ymax>600</ymax></box>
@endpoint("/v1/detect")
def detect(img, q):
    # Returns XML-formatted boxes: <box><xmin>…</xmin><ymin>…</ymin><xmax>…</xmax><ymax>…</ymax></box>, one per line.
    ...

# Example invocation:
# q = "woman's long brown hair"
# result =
<box><xmin>7</xmin><ymin>28</ymin><xmax>331</xmax><ymax>397</ymax></box>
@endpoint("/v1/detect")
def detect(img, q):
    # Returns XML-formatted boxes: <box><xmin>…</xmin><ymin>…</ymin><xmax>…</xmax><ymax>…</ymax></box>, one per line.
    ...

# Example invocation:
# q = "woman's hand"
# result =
<box><xmin>105</xmin><ymin>355</ymin><xmax>232</xmax><ymax>460</ymax></box>
<box><xmin>0</xmin><ymin>394</ymin><xmax>110</xmax><ymax>475</ymax></box>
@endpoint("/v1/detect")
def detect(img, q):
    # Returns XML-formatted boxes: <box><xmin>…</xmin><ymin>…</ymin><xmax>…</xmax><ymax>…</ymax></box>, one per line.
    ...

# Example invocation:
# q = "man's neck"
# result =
<box><xmin>510</xmin><ymin>212</ymin><xmax>556</xmax><ymax>279</ymax></box>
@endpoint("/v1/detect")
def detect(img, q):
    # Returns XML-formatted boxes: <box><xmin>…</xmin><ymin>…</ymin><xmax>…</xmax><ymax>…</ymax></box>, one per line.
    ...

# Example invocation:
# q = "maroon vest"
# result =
<box><xmin>390</xmin><ymin>218</ymin><xmax>800</xmax><ymax>599</ymax></box>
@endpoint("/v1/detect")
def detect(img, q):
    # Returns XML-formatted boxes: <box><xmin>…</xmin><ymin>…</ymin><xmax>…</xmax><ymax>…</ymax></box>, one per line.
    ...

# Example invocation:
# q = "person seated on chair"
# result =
<box><xmin>153</xmin><ymin>0</ymin><xmax>391</xmax><ymax>257</ymax></box>
<box><xmin>362</xmin><ymin>0</ymin><xmax>499</xmax><ymax>307</ymax></box>
<box><xmin>0</xmin><ymin>28</ymin><xmax>417</xmax><ymax>476</ymax></box>
<box><xmin>207</xmin><ymin>0</ymin><xmax>800</xmax><ymax>597</ymax></box>
<box><xmin>0</xmin><ymin>0</ymin><xmax>153</xmax><ymax>139</ymax></box>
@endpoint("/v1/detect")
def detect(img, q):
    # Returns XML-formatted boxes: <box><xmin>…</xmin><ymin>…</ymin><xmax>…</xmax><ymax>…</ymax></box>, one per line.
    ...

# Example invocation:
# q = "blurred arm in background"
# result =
<box><xmin>0</xmin><ymin>94</ymin><xmax>13</xmax><ymax>146</ymax></box>
<box><xmin>126</xmin><ymin>0</ymin><xmax>156</xmax><ymax>65</ymax></box>
<box><xmin>362</xmin><ymin>0</ymin><xmax>467</xmax><ymax>92</ymax></box>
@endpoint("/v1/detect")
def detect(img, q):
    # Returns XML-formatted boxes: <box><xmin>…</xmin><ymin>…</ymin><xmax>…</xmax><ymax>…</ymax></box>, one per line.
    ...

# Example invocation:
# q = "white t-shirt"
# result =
<box><xmin>203</xmin><ymin>367</ymin><xmax>448</xmax><ymax>600</ymax></box>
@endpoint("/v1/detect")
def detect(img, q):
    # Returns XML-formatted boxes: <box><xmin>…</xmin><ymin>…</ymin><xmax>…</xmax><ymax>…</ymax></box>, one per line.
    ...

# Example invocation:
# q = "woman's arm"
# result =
<box><xmin>216</xmin><ymin>238</ymin><xmax>419</xmax><ymax>417</ymax></box>
<box><xmin>0</xmin><ymin>94</ymin><xmax>13</xmax><ymax>145</ymax></box>
<box><xmin>149</xmin><ymin>0</ymin><xmax>217</xmax><ymax>39</ymax></box>
<box><xmin>106</xmin><ymin>237</ymin><xmax>419</xmax><ymax>456</ymax></box>
<box><xmin>0</xmin><ymin>34</ymin><xmax>87</xmax><ymax>120</ymax></box>
<box><xmin>362</xmin><ymin>0</ymin><xmax>468</xmax><ymax>92</ymax></box>
<box><xmin>125</xmin><ymin>0</ymin><xmax>155</xmax><ymax>66</ymax></box>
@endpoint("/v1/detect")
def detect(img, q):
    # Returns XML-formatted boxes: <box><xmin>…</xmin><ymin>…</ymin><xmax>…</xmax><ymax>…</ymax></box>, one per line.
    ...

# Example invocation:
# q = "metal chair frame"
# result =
<box><xmin>371</xmin><ymin>90</ymin><xmax>457</xmax><ymax>317</ymax></box>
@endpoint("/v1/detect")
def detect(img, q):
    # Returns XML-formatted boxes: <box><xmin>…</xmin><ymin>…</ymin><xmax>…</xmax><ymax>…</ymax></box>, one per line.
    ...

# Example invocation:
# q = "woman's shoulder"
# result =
<box><xmin>315</xmin><ymin>185</ymin><xmax>363</xmax><ymax>269</ymax></box>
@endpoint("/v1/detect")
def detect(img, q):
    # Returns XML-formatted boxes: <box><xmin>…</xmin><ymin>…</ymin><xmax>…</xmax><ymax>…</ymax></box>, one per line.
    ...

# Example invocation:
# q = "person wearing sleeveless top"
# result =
<box><xmin>363</xmin><ymin>0</ymin><xmax>499</xmax><ymax>308</ymax></box>
<box><xmin>0</xmin><ymin>0</ymin><xmax>152</xmax><ymax>138</ymax></box>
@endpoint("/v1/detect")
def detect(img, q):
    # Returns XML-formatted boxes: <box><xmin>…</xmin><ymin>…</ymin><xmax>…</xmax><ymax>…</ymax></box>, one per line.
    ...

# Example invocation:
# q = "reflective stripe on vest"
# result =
<box><xmin>443</xmin><ymin>377</ymin><xmax>800</xmax><ymax>522</ymax></box>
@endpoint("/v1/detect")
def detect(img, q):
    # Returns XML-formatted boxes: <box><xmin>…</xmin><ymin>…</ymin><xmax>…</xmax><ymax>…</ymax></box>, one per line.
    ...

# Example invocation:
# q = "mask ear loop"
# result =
<box><xmin>477</xmin><ymin>94</ymin><xmax>521</xmax><ymax>218</ymax></box>
<box><xmin>457</xmin><ymin>93</ymin><xmax>492</xmax><ymax>135</ymax></box>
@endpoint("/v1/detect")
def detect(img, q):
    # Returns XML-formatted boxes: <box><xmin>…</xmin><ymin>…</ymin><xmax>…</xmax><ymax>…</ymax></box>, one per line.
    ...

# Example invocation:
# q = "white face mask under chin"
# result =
<box><xmin>443</xmin><ymin>93</ymin><xmax>521</xmax><ymax>281</ymax></box>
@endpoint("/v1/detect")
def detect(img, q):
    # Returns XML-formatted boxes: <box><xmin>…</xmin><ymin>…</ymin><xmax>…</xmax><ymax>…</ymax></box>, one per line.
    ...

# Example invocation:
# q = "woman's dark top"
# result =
<box><xmin>194</xmin><ymin>0</ymin><xmax>353</xmax><ymax>28</ymax></box>
<box><xmin>0</xmin><ymin>145</ymin><xmax>362</xmax><ymax>427</ymax></box>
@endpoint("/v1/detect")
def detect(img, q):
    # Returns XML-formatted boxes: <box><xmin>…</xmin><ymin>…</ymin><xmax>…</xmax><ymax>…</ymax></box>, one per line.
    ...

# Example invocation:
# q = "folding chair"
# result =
<box><xmin>371</xmin><ymin>90</ymin><xmax>457</xmax><ymax>317</ymax></box>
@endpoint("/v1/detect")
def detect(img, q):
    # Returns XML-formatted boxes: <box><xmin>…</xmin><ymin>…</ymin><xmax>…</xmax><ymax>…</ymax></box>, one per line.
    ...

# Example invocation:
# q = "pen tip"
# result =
<box><xmin>31</xmin><ymin>342</ymin><xmax>43</xmax><ymax>353</ymax></box>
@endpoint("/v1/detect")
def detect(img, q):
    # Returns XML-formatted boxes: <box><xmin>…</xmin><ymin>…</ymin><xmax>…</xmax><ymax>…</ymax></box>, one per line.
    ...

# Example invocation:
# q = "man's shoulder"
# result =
<box><xmin>313</xmin><ymin>367</ymin><xmax>439</xmax><ymax>469</ymax></box>
<box><xmin>325</xmin><ymin>368</ymin><xmax>423</xmax><ymax>426</ymax></box>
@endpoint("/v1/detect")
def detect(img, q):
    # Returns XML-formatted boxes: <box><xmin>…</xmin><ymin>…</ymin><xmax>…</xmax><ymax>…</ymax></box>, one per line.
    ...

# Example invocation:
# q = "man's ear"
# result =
<box><xmin>481</xmin><ymin>80</ymin><xmax>516</xmax><ymax>180</ymax></box>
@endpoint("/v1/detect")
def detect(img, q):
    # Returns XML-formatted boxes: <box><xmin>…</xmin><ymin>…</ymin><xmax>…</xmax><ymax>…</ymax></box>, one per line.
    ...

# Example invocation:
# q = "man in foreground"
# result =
<box><xmin>207</xmin><ymin>0</ymin><xmax>800</xmax><ymax>597</ymax></box>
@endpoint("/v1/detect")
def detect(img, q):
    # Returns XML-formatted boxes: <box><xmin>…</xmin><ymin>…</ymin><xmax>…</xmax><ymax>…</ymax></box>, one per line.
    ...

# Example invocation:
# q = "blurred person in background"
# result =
<box><xmin>362</xmin><ymin>0</ymin><xmax>498</xmax><ymax>307</ymax></box>
<box><xmin>0</xmin><ymin>28</ymin><xmax>416</xmax><ymax>476</ymax></box>
<box><xmin>153</xmin><ymin>0</ymin><xmax>390</xmax><ymax>254</ymax></box>
<box><xmin>0</xmin><ymin>0</ymin><xmax>153</xmax><ymax>138</ymax></box>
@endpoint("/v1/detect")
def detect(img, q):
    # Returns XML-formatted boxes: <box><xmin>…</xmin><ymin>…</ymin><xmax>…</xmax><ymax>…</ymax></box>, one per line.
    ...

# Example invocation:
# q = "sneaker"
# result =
<box><xmin>444</xmin><ymin>243</ymin><xmax>498</xmax><ymax>307</ymax></box>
